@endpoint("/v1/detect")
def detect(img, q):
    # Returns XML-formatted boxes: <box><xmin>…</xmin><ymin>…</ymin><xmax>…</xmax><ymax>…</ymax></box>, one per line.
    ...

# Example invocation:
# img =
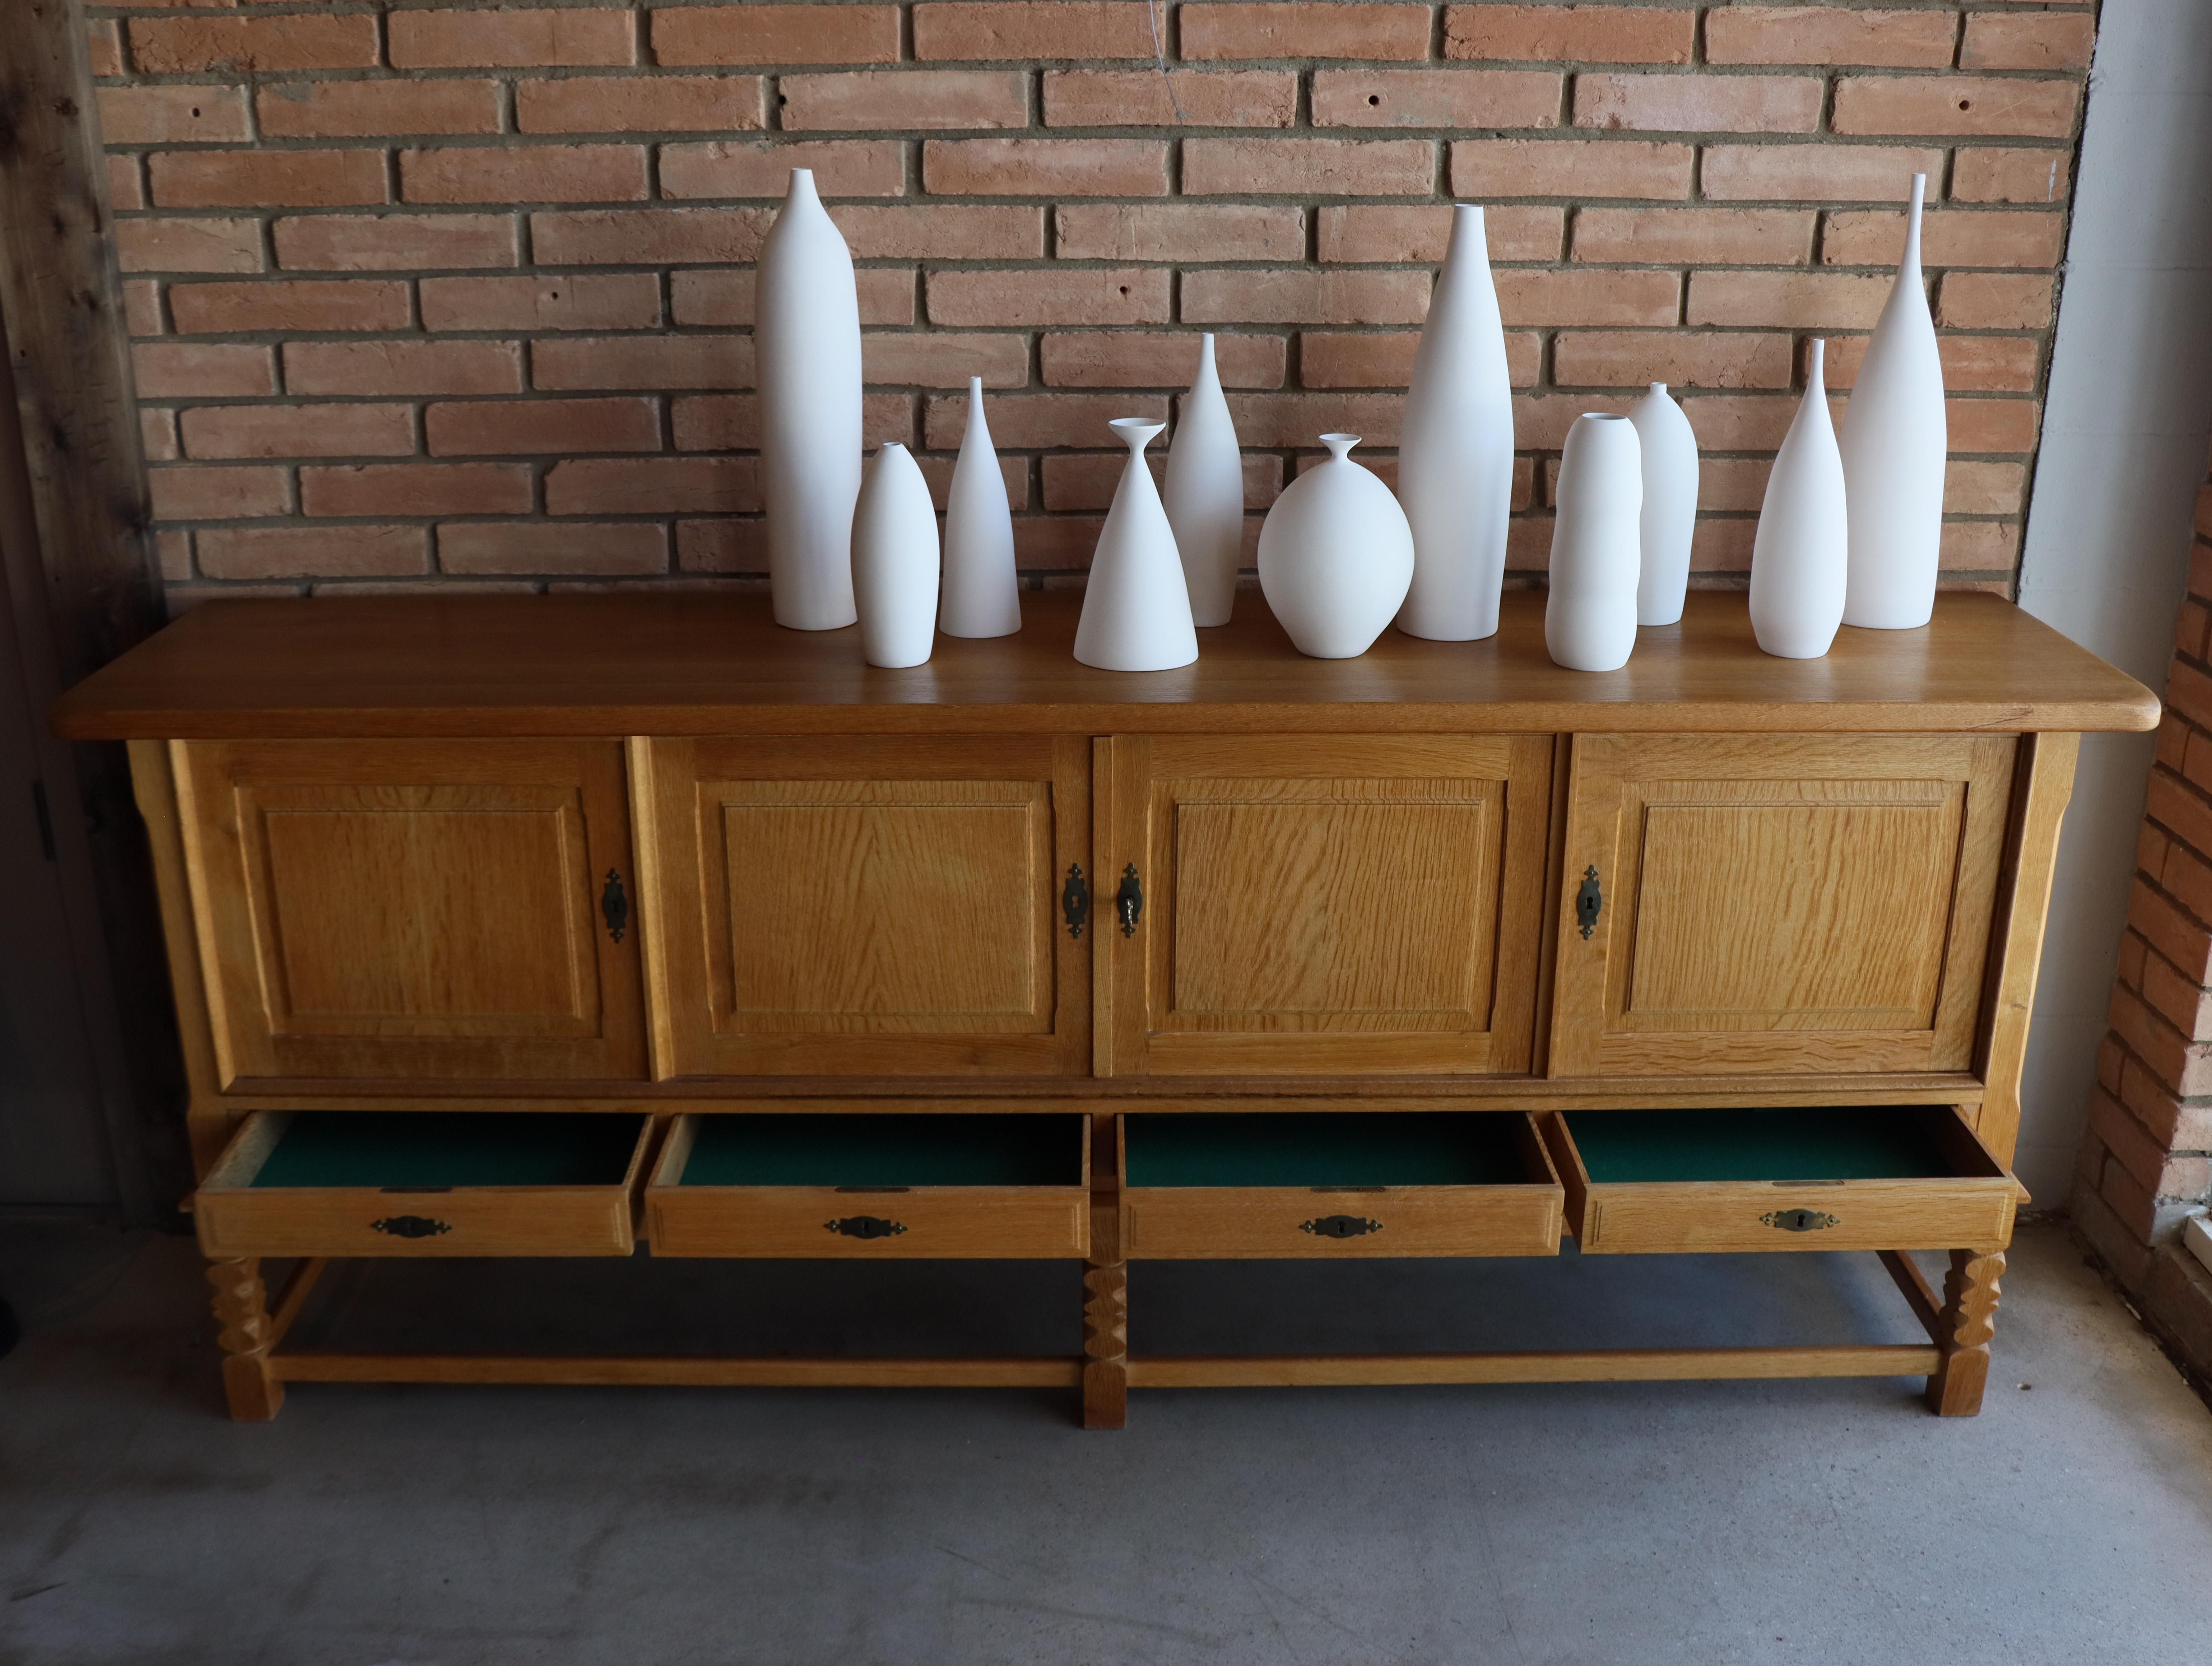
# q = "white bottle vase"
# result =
<box><xmin>1074</xmin><ymin>419</ymin><xmax>1198</xmax><ymax>672</ymax></box>
<box><xmin>758</xmin><ymin>168</ymin><xmax>861</xmax><ymax>631</ymax></box>
<box><xmin>1544</xmin><ymin>414</ymin><xmax>1642</xmax><ymax>673</ymax></box>
<box><xmin>1396</xmin><ymin>203</ymin><xmax>1516</xmax><ymax>642</ymax></box>
<box><xmin>851</xmin><ymin>443</ymin><xmax>938</xmax><ymax>669</ymax></box>
<box><xmin>1258</xmin><ymin>434</ymin><xmax>1414</xmax><ymax>660</ymax></box>
<box><xmin>1163</xmin><ymin>333</ymin><xmax>1245</xmax><ymax>627</ymax></box>
<box><xmin>939</xmin><ymin>376</ymin><xmax>1021</xmax><ymax>638</ymax></box>
<box><xmin>1629</xmin><ymin>381</ymin><xmax>1698</xmax><ymax>627</ymax></box>
<box><xmin>1840</xmin><ymin>172</ymin><xmax>1946</xmax><ymax>630</ymax></box>
<box><xmin>1750</xmin><ymin>340</ymin><xmax>1849</xmax><ymax>660</ymax></box>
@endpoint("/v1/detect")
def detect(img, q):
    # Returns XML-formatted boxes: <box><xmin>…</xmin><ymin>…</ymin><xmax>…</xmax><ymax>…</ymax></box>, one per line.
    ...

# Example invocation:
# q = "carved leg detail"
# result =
<box><xmin>206</xmin><ymin>1257</ymin><xmax>284</xmax><ymax>1421</ymax></box>
<box><xmin>1082</xmin><ymin>1256</ymin><xmax>1128</xmax><ymax>1430</ymax></box>
<box><xmin>1926</xmin><ymin>1248</ymin><xmax>2003</xmax><ymax>1418</ymax></box>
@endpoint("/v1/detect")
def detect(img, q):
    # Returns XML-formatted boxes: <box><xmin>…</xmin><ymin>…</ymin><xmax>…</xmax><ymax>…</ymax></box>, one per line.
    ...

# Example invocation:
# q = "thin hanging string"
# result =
<box><xmin>1149</xmin><ymin>0</ymin><xmax>1186</xmax><ymax>125</ymax></box>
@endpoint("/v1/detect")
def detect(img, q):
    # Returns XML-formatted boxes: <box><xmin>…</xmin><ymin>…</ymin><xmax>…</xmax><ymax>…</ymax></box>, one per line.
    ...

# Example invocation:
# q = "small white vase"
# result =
<box><xmin>1074</xmin><ymin>419</ymin><xmax>1199</xmax><ymax>672</ymax></box>
<box><xmin>939</xmin><ymin>376</ymin><xmax>1021</xmax><ymax>638</ymax></box>
<box><xmin>1750</xmin><ymin>340</ymin><xmax>1849</xmax><ymax>660</ymax></box>
<box><xmin>758</xmin><ymin>168</ymin><xmax>861</xmax><ymax>631</ymax></box>
<box><xmin>851</xmin><ymin>443</ymin><xmax>938</xmax><ymax>669</ymax></box>
<box><xmin>1258</xmin><ymin>434</ymin><xmax>1414</xmax><ymax>660</ymax></box>
<box><xmin>1397</xmin><ymin>202</ymin><xmax>1515</xmax><ymax>642</ymax></box>
<box><xmin>1544</xmin><ymin>414</ymin><xmax>1642</xmax><ymax>673</ymax></box>
<box><xmin>1163</xmin><ymin>334</ymin><xmax>1245</xmax><ymax>628</ymax></box>
<box><xmin>1629</xmin><ymin>382</ymin><xmax>1698</xmax><ymax>627</ymax></box>
<box><xmin>1840</xmin><ymin>171</ymin><xmax>1946</xmax><ymax>630</ymax></box>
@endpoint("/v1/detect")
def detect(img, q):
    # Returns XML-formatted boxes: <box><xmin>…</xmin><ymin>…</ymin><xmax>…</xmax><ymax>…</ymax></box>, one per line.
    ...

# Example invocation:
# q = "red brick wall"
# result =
<box><xmin>86</xmin><ymin>1</ymin><xmax>2096</xmax><ymax>604</ymax></box>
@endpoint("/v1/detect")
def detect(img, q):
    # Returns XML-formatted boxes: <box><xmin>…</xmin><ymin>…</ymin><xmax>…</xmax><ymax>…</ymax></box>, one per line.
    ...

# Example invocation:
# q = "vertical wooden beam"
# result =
<box><xmin>1082</xmin><ymin>1112</ymin><xmax>1128</xmax><ymax>1428</ymax></box>
<box><xmin>1927</xmin><ymin>1248</ymin><xmax>2004</xmax><ymax>1418</ymax></box>
<box><xmin>206</xmin><ymin>1256</ymin><xmax>285</xmax><ymax>1421</ymax></box>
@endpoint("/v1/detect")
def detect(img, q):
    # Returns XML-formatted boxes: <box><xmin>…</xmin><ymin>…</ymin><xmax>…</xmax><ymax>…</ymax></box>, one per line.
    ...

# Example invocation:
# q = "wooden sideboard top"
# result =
<box><xmin>53</xmin><ymin>588</ymin><xmax>2157</xmax><ymax>740</ymax></box>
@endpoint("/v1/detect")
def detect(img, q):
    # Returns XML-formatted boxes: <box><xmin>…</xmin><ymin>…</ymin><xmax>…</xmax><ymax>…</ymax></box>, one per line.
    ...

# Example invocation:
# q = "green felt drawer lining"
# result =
<box><xmin>679</xmin><ymin>1114</ymin><xmax>1085</xmax><ymax>1188</ymax></box>
<box><xmin>1564</xmin><ymin>1107</ymin><xmax>1958</xmax><ymax>1185</ymax></box>
<box><xmin>250</xmin><ymin>1113</ymin><xmax>645</xmax><ymax>1190</ymax></box>
<box><xmin>1123</xmin><ymin>1112</ymin><xmax>1532</xmax><ymax>1189</ymax></box>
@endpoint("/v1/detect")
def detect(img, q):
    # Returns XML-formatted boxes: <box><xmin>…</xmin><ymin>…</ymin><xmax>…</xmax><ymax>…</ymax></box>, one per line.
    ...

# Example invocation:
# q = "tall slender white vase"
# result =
<box><xmin>1396</xmin><ymin>202</ymin><xmax>1515</xmax><ymax>641</ymax></box>
<box><xmin>1750</xmin><ymin>340</ymin><xmax>1849</xmax><ymax>660</ymax></box>
<box><xmin>1257</xmin><ymin>434</ymin><xmax>1413</xmax><ymax>660</ymax></box>
<box><xmin>1544</xmin><ymin>414</ymin><xmax>1642</xmax><ymax>673</ymax></box>
<box><xmin>758</xmin><ymin>167</ymin><xmax>861</xmax><ymax>631</ymax></box>
<box><xmin>1074</xmin><ymin>419</ymin><xmax>1198</xmax><ymax>672</ymax></box>
<box><xmin>1629</xmin><ymin>381</ymin><xmax>1698</xmax><ymax>627</ymax></box>
<box><xmin>1163</xmin><ymin>334</ymin><xmax>1245</xmax><ymax>627</ymax></box>
<box><xmin>1840</xmin><ymin>171</ymin><xmax>1946</xmax><ymax>630</ymax></box>
<box><xmin>851</xmin><ymin>443</ymin><xmax>939</xmax><ymax>668</ymax></box>
<box><xmin>939</xmin><ymin>376</ymin><xmax>1021</xmax><ymax>638</ymax></box>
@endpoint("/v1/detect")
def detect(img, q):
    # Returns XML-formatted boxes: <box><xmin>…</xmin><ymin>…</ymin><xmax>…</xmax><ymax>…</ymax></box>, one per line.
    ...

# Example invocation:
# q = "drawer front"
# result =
<box><xmin>647</xmin><ymin>1188</ymin><xmax>1088</xmax><ymax>1258</ymax></box>
<box><xmin>1124</xmin><ymin>1185</ymin><xmax>1561</xmax><ymax>1260</ymax></box>
<box><xmin>194</xmin><ymin>1186</ymin><xmax>635</xmax><ymax>1258</ymax></box>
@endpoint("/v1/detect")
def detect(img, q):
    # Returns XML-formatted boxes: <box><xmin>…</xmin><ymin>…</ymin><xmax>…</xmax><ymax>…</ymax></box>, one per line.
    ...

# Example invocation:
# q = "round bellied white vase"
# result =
<box><xmin>758</xmin><ymin>168</ymin><xmax>861</xmax><ymax>631</ymax></box>
<box><xmin>1750</xmin><ymin>340</ymin><xmax>1849</xmax><ymax>660</ymax></box>
<box><xmin>1544</xmin><ymin>414</ymin><xmax>1642</xmax><ymax>673</ymax></box>
<box><xmin>1840</xmin><ymin>171</ymin><xmax>1946</xmax><ymax>630</ymax></box>
<box><xmin>1074</xmin><ymin>419</ymin><xmax>1199</xmax><ymax>672</ymax></box>
<box><xmin>1163</xmin><ymin>334</ymin><xmax>1245</xmax><ymax>628</ymax></box>
<box><xmin>1257</xmin><ymin>434</ymin><xmax>1414</xmax><ymax>660</ymax></box>
<box><xmin>851</xmin><ymin>442</ymin><xmax>939</xmax><ymax>669</ymax></box>
<box><xmin>1629</xmin><ymin>381</ymin><xmax>1698</xmax><ymax>627</ymax></box>
<box><xmin>1396</xmin><ymin>203</ymin><xmax>1515</xmax><ymax>642</ymax></box>
<box><xmin>939</xmin><ymin>376</ymin><xmax>1021</xmax><ymax>638</ymax></box>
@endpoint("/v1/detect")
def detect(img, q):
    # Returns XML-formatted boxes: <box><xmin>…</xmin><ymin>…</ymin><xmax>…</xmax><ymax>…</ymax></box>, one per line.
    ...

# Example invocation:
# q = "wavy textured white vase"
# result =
<box><xmin>1396</xmin><ymin>203</ymin><xmax>1515</xmax><ymax>641</ymax></box>
<box><xmin>1750</xmin><ymin>340</ymin><xmax>1849</xmax><ymax>660</ymax></box>
<box><xmin>758</xmin><ymin>168</ymin><xmax>861</xmax><ymax>630</ymax></box>
<box><xmin>939</xmin><ymin>377</ymin><xmax>1020</xmax><ymax>638</ymax></box>
<box><xmin>1840</xmin><ymin>172</ymin><xmax>1946</xmax><ymax>630</ymax></box>
<box><xmin>851</xmin><ymin>443</ymin><xmax>939</xmax><ymax>668</ymax></box>
<box><xmin>1258</xmin><ymin>434</ymin><xmax>1414</xmax><ymax>660</ymax></box>
<box><xmin>1629</xmin><ymin>382</ymin><xmax>1698</xmax><ymax>627</ymax></box>
<box><xmin>1544</xmin><ymin>414</ymin><xmax>1642</xmax><ymax>673</ymax></box>
<box><xmin>1163</xmin><ymin>334</ymin><xmax>1244</xmax><ymax>627</ymax></box>
<box><xmin>1074</xmin><ymin>419</ymin><xmax>1198</xmax><ymax>672</ymax></box>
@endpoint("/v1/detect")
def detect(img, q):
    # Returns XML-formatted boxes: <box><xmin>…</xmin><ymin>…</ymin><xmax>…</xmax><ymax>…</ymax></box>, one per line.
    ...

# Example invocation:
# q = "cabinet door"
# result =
<box><xmin>174</xmin><ymin>740</ymin><xmax>646</xmax><ymax>1085</ymax></box>
<box><xmin>636</xmin><ymin>736</ymin><xmax>1090</xmax><ymax>1077</ymax></box>
<box><xmin>1550</xmin><ymin>734</ymin><xmax>2017</xmax><ymax>1077</ymax></box>
<box><xmin>1102</xmin><ymin>735</ymin><xmax>1554</xmax><ymax>1075</ymax></box>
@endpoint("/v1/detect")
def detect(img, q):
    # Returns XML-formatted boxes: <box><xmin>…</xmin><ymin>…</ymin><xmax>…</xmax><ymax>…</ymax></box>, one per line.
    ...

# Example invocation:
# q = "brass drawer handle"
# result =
<box><xmin>827</xmin><ymin>1215</ymin><xmax>906</xmax><ymax>1240</ymax></box>
<box><xmin>1762</xmin><ymin>1209</ymin><xmax>1839</xmax><ymax>1233</ymax></box>
<box><xmin>1116</xmin><ymin>864</ymin><xmax>1144</xmax><ymax>937</ymax></box>
<box><xmin>1301</xmin><ymin>1215</ymin><xmax>1382</xmax><ymax>1239</ymax></box>
<box><xmin>371</xmin><ymin>1215</ymin><xmax>452</xmax><ymax>1239</ymax></box>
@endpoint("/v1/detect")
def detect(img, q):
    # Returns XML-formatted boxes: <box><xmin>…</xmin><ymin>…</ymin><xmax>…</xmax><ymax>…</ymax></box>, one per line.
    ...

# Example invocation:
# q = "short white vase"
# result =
<box><xmin>1840</xmin><ymin>171</ymin><xmax>1946</xmax><ymax>630</ymax></box>
<box><xmin>1257</xmin><ymin>434</ymin><xmax>1414</xmax><ymax>660</ymax></box>
<box><xmin>1163</xmin><ymin>334</ymin><xmax>1244</xmax><ymax>627</ymax></box>
<box><xmin>1750</xmin><ymin>340</ymin><xmax>1849</xmax><ymax>660</ymax></box>
<box><xmin>1396</xmin><ymin>203</ymin><xmax>1516</xmax><ymax>642</ymax></box>
<box><xmin>851</xmin><ymin>442</ymin><xmax>939</xmax><ymax>669</ymax></box>
<box><xmin>939</xmin><ymin>376</ymin><xmax>1021</xmax><ymax>638</ymax></box>
<box><xmin>1074</xmin><ymin>419</ymin><xmax>1199</xmax><ymax>672</ymax></box>
<box><xmin>1629</xmin><ymin>381</ymin><xmax>1698</xmax><ymax>627</ymax></box>
<box><xmin>1544</xmin><ymin>414</ymin><xmax>1642</xmax><ymax>673</ymax></box>
<box><xmin>758</xmin><ymin>168</ymin><xmax>861</xmax><ymax>631</ymax></box>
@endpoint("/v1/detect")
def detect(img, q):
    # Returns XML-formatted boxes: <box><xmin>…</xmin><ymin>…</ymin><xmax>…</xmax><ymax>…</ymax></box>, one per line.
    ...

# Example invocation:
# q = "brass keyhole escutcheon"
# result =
<box><xmin>1761</xmin><ymin>1208</ymin><xmax>1839</xmax><ymax>1233</ymax></box>
<box><xmin>1575</xmin><ymin>866</ymin><xmax>1602</xmax><ymax>940</ymax></box>
<box><xmin>826</xmin><ymin>1215</ymin><xmax>906</xmax><ymax>1240</ymax></box>
<box><xmin>1300</xmin><ymin>1215</ymin><xmax>1382</xmax><ymax>1239</ymax></box>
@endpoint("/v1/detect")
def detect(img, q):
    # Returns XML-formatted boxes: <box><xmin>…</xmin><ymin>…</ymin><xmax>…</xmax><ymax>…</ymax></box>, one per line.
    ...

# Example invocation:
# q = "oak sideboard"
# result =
<box><xmin>52</xmin><ymin>589</ymin><xmax>2158</xmax><ymax>1426</ymax></box>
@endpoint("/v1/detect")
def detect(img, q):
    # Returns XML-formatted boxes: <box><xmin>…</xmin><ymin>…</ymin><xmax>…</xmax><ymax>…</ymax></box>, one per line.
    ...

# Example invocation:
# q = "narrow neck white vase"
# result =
<box><xmin>1163</xmin><ymin>334</ymin><xmax>1245</xmax><ymax>627</ymax></box>
<box><xmin>851</xmin><ymin>442</ymin><xmax>939</xmax><ymax>669</ymax></box>
<box><xmin>1256</xmin><ymin>434</ymin><xmax>1414</xmax><ymax>659</ymax></box>
<box><xmin>1629</xmin><ymin>382</ymin><xmax>1698</xmax><ymax>627</ymax></box>
<box><xmin>1074</xmin><ymin>419</ymin><xmax>1199</xmax><ymax>672</ymax></box>
<box><xmin>1750</xmin><ymin>340</ymin><xmax>1850</xmax><ymax>660</ymax></box>
<box><xmin>1544</xmin><ymin>414</ymin><xmax>1642</xmax><ymax>673</ymax></box>
<box><xmin>939</xmin><ymin>376</ymin><xmax>1021</xmax><ymax>638</ymax></box>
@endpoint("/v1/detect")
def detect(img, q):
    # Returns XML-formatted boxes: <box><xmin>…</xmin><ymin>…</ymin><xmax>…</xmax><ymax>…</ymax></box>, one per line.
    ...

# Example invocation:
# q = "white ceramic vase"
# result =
<box><xmin>1396</xmin><ymin>203</ymin><xmax>1516</xmax><ymax>642</ymax></box>
<box><xmin>1074</xmin><ymin>419</ymin><xmax>1199</xmax><ymax>672</ymax></box>
<box><xmin>939</xmin><ymin>376</ymin><xmax>1021</xmax><ymax>638</ymax></box>
<box><xmin>1750</xmin><ymin>340</ymin><xmax>1849</xmax><ymax>660</ymax></box>
<box><xmin>1629</xmin><ymin>382</ymin><xmax>1698</xmax><ymax>627</ymax></box>
<box><xmin>1163</xmin><ymin>334</ymin><xmax>1244</xmax><ymax>627</ymax></box>
<box><xmin>1257</xmin><ymin>434</ymin><xmax>1414</xmax><ymax>660</ymax></box>
<box><xmin>758</xmin><ymin>168</ymin><xmax>861</xmax><ymax>631</ymax></box>
<box><xmin>1840</xmin><ymin>172</ymin><xmax>1946</xmax><ymax>630</ymax></box>
<box><xmin>851</xmin><ymin>442</ymin><xmax>938</xmax><ymax>669</ymax></box>
<box><xmin>1544</xmin><ymin>414</ymin><xmax>1642</xmax><ymax>673</ymax></box>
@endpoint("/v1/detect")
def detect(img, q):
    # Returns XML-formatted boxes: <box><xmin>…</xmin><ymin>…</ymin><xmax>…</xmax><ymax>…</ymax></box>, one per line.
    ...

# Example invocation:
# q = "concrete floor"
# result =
<box><xmin>2</xmin><ymin>1221</ymin><xmax>2209</xmax><ymax>1666</ymax></box>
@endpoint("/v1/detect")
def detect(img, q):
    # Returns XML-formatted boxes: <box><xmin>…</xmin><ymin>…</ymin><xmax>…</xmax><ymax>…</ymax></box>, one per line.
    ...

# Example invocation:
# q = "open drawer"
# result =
<box><xmin>1539</xmin><ymin>1104</ymin><xmax>2020</xmax><ymax>1255</ymax></box>
<box><xmin>1119</xmin><ymin>1111</ymin><xmax>1563</xmax><ymax>1260</ymax></box>
<box><xmin>644</xmin><ymin>1112</ymin><xmax>1091</xmax><ymax>1258</ymax></box>
<box><xmin>193</xmin><ymin>1111</ymin><xmax>651</xmax><ymax>1258</ymax></box>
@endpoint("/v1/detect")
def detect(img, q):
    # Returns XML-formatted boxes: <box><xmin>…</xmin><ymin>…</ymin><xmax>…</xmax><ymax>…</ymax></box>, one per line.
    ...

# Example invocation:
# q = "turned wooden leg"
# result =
<box><xmin>1925</xmin><ymin>1248</ymin><xmax>2003</xmax><ymax>1418</ymax></box>
<box><xmin>1082</xmin><ymin>1116</ymin><xmax>1127</xmax><ymax>1429</ymax></box>
<box><xmin>207</xmin><ymin>1257</ymin><xmax>284</xmax><ymax>1421</ymax></box>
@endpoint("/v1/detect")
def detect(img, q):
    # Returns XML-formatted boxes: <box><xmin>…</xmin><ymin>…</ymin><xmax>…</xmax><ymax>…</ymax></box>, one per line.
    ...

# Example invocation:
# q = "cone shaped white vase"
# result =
<box><xmin>758</xmin><ymin>168</ymin><xmax>861</xmax><ymax>630</ymax></box>
<box><xmin>1163</xmin><ymin>334</ymin><xmax>1245</xmax><ymax>627</ymax></box>
<box><xmin>1629</xmin><ymin>382</ymin><xmax>1698</xmax><ymax>627</ymax></box>
<box><xmin>1074</xmin><ymin>419</ymin><xmax>1198</xmax><ymax>672</ymax></box>
<box><xmin>1840</xmin><ymin>172</ymin><xmax>1946</xmax><ymax>630</ymax></box>
<box><xmin>939</xmin><ymin>376</ymin><xmax>1021</xmax><ymax>638</ymax></box>
<box><xmin>851</xmin><ymin>442</ymin><xmax>939</xmax><ymax>669</ymax></box>
<box><xmin>1544</xmin><ymin>414</ymin><xmax>1642</xmax><ymax>673</ymax></box>
<box><xmin>1258</xmin><ymin>434</ymin><xmax>1414</xmax><ymax>660</ymax></box>
<box><xmin>1396</xmin><ymin>203</ymin><xmax>1515</xmax><ymax>641</ymax></box>
<box><xmin>1750</xmin><ymin>340</ymin><xmax>1849</xmax><ymax>660</ymax></box>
